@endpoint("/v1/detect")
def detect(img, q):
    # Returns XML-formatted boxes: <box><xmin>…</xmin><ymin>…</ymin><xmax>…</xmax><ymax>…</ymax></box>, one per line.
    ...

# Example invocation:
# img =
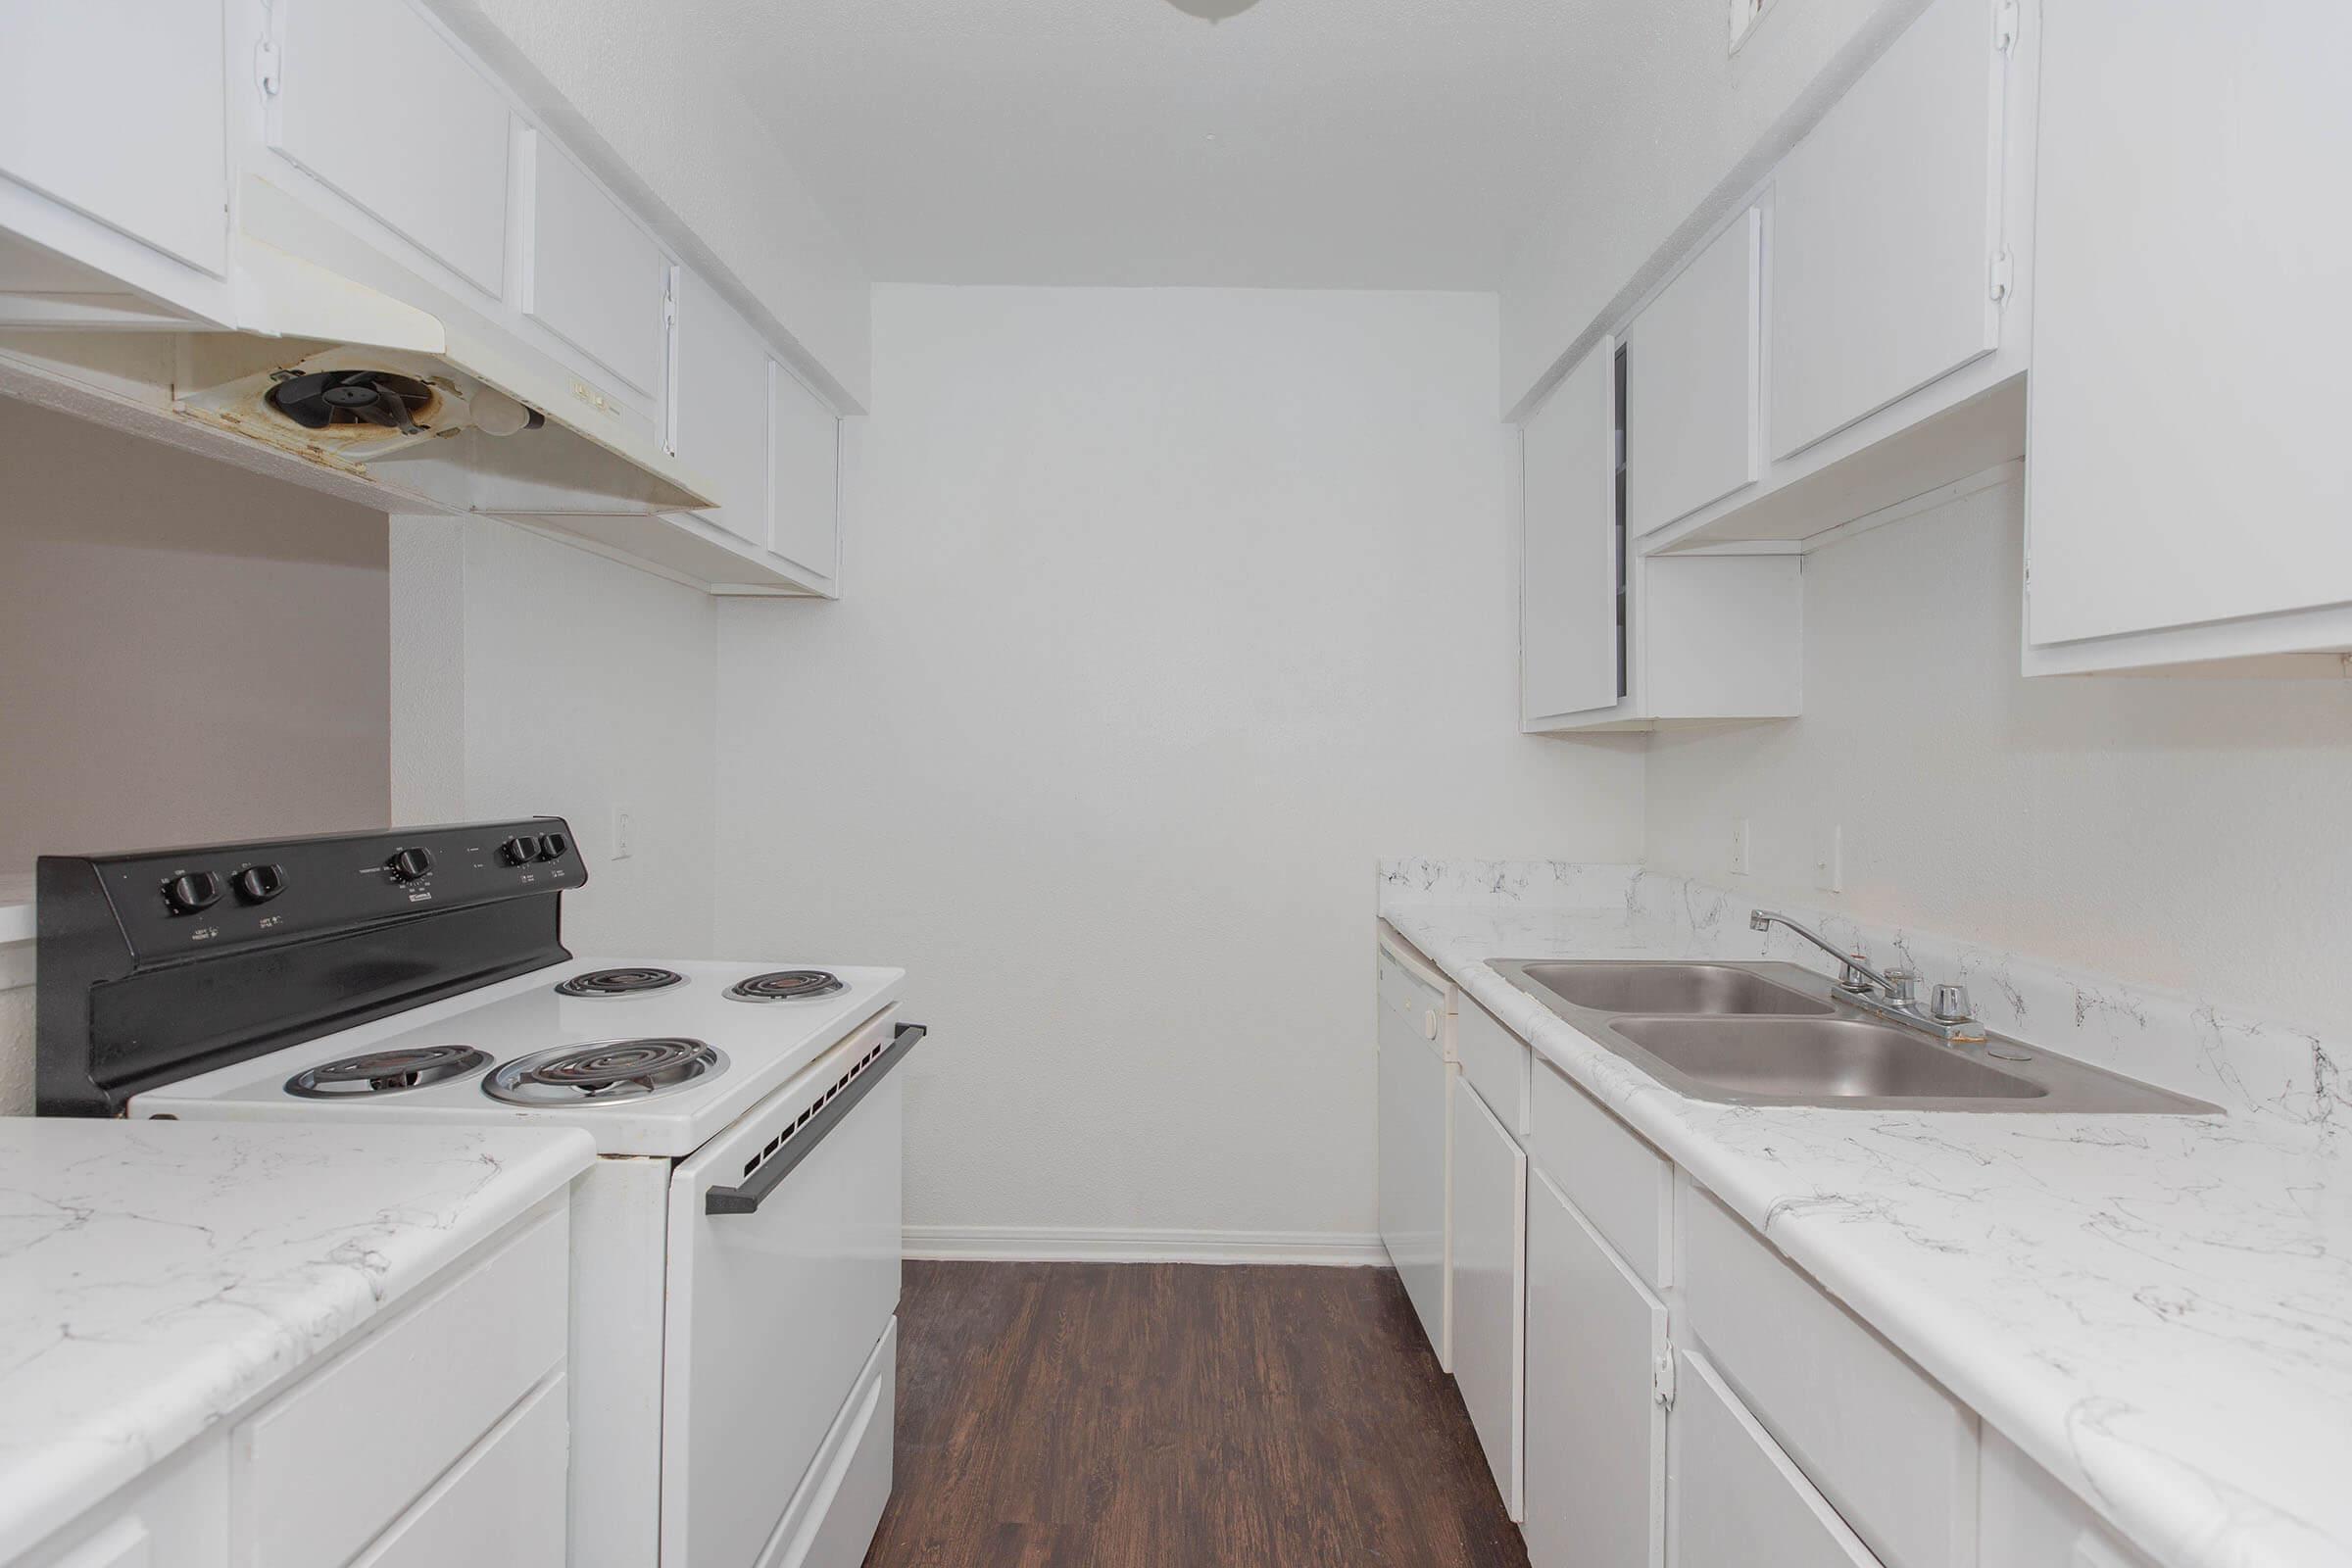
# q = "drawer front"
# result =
<box><xmin>1976</xmin><ymin>1428</ymin><xmax>2155</xmax><ymax>1568</ymax></box>
<box><xmin>757</xmin><ymin>1320</ymin><xmax>897</xmax><ymax>1568</ymax></box>
<box><xmin>233</xmin><ymin>1205</ymin><xmax>569</xmax><ymax>1568</ymax></box>
<box><xmin>1681</xmin><ymin>1187</ymin><xmax>1976</xmax><ymax>1568</ymax></box>
<box><xmin>1456</xmin><ymin>998</ymin><xmax>1529</xmax><ymax>1136</ymax></box>
<box><xmin>1527</xmin><ymin>1056</ymin><xmax>1672</xmax><ymax>1288</ymax></box>
<box><xmin>1669</xmin><ymin>1349</ymin><xmax>1882</xmax><ymax>1568</ymax></box>
<box><xmin>18</xmin><ymin>1433</ymin><xmax>228</xmax><ymax>1568</ymax></box>
<box><xmin>354</xmin><ymin>1372</ymin><xmax>567</xmax><ymax>1568</ymax></box>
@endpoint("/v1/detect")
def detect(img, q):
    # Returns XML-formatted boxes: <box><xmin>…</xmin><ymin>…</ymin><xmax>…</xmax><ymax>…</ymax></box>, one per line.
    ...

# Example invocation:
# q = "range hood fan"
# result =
<box><xmin>266</xmin><ymin>368</ymin><xmax>436</xmax><ymax>434</ymax></box>
<box><xmin>187</xmin><ymin>345</ymin><xmax>554</xmax><ymax>466</ymax></box>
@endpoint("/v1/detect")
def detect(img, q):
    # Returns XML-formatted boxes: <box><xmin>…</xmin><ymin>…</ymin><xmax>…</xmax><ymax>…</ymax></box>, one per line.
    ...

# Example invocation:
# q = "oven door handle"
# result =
<box><xmin>704</xmin><ymin>1022</ymin><xmax>926</xmax><ymax>1216</ymax></box>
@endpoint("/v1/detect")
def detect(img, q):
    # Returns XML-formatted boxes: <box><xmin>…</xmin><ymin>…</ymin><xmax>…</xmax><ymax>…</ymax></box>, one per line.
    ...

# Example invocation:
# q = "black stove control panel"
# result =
<box><xmin>48</xmin><ymin>817</ymin><xmax>588</xmax><ymax>964</ymax></box>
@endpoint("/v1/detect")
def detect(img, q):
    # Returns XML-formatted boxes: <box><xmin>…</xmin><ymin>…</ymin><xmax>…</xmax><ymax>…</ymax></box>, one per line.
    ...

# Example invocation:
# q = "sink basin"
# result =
<box><xmin>1608</xmin><ymin>1016</ymin><xmax>2044</xmax><ymax>1103</ymax></box>
<box><xmin>1486</xmin><ymin>956</ymin><xmax>2219</xmax><ymax>1114</ymax></box>
<box><xmin>1506</xmin><ymin>961</ymin><xmax>1830</xmax><ymax>1017</ymax></box>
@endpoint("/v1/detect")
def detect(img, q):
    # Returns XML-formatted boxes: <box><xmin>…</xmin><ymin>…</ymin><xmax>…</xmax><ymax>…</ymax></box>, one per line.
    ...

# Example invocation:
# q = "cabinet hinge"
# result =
<box><xmin>1651</xmin><ymin>1351</ymin><xmax>1677</xmax><ymax>1410</ymax></box>
<box><xmin>1993</xmin><ymin>0</ymin><xmax>2018</xmax><ymax>52</ymax></box>
<box><xmin>255</xmin><ymin>37</ymin><xmax>282</xmax><ymax>98</ymax></box>
<box><xmin>1988</xmin><ymin>249</ymin><xmax>2015</xmax><ymax>304</ymax></box>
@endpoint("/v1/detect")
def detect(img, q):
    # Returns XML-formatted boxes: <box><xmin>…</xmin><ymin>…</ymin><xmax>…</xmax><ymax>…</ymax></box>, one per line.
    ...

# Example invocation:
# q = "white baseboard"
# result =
<box><xmin>903</xmin><ymin>1224</ymin><xmax>1390</xmax><ymax>1268</ymax></box>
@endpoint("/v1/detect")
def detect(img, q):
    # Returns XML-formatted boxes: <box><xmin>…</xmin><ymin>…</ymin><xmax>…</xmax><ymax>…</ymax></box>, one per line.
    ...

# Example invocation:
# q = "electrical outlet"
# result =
<box><xmin>611</xmin><ymin>806</ymin><xmax>635</xmax><ymax>861</ymax></box>
<box><xmin>1730</xmin><ymin>817</ymin><xmax>1751</xmax><ymax>876</ymax></box>
<box><xmin>1814</xmin><ymin>825</ymin><xmax>1843</xmax><ymax>894</ymax></box>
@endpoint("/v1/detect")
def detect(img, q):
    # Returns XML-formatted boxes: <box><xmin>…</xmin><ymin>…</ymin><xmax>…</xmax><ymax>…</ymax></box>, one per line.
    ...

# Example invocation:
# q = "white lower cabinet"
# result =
<box><xmin>1523</xmin><ymin>1171</ymin><xmax>1665</xmax><ymax>1568</ymax></box>
<box><xmin>14</xmin><ymin>1201</ymin><xmax>571</xmax><ymax>1568</ymax></box>
<box><xmin>1669</xmin><ymin>1348</ymin><xmax>1882</xmax><ymax>1568</ymax></box>
<box><xmin>1680</xmin><ymin>1185</ymin><xmax>1976</xmax><ymax>1568</ymax></box>
<box><xmin>1448</xmin><ymin>1079</ymin><xmax>1526</xmax><ymax>1520</ymax></box>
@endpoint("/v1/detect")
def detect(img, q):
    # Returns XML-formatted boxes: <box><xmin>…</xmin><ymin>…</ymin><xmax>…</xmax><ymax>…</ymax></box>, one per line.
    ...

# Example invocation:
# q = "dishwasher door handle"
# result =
<box><xmin>704</xmin><ymin>1021</ymin><xmax>926</xmax><ymax>1216</ymax></box>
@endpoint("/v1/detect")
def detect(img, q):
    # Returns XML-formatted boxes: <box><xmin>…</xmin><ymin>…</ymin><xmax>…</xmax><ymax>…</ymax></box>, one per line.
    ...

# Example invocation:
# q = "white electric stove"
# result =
<box><xmin>37</xmin><ymin>818</ymin><xmax>921</xmax><ymax>1568</ymax></box>
<box><xmin>134</xmin><ymin>956</ymin><xmax>906</xmax><ymax>1156</ymax></box>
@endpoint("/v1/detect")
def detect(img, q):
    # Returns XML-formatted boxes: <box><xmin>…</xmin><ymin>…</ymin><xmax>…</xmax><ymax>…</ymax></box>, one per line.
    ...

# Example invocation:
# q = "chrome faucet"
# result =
<box><xmin>1748</xmin><ymin>909</ymin><xmax>1985</xmax><ymax>1043</ymax></box>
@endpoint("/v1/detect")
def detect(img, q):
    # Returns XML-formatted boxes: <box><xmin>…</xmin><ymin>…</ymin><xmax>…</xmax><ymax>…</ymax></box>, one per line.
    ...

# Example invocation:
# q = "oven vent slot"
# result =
<box><xmin>737</xmin><ymin>1033</ymin><xmax>893</xmax><ymax>1181</ymax></box>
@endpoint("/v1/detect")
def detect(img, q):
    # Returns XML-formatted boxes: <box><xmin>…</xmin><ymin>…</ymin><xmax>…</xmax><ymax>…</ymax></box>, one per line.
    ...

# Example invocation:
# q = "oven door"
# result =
<box><xmin>660</xmin><ymin>1007</ymin><xmax>911</xmax><ymax>1568</ymax></box>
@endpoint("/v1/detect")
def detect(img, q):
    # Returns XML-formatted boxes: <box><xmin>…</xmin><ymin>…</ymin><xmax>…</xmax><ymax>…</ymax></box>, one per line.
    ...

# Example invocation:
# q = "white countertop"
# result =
<box><xmin>0</xmin><ymin>1119</ymin><xmax>597</xmax><ymax>1561</ymax></box>
<box><xmin>1381</xmin><ymin>888</ymin><xmax>2352</xmax><ymax>1568</ymax></box>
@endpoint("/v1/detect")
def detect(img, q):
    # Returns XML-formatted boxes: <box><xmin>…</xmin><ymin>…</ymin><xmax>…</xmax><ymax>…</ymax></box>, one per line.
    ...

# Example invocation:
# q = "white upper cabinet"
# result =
<box><xmin>271</xmin><ymin>0</ymin><xmax>512</xmax><ymax>297</ymax></box>
<box><xmin>672</xmin><ymin>267</ymin><xmax>774</xmax><ymax>548</ymax></box>
<box><xmin>2025</xmin><ymin>2</ymin><xmax>2352</xmax><ymax>669</ymax></box>
<box><xmin>1627</xmin><ymin>210</ymin><xmax>1759</xmax><ymax>536</ymax></box>
<box><xmin>523</xmin><ymin>132</ymin><xmax>671</xmax><ymax>404</ymax></box>
<box><xmin>1521</xmin><ymin>338</ymin><xmax>1620</xmax><ymax>726</ymax></box>
<box><xmin>0</xmin><ymin>0</ymin><xmax>227</xmax><ymax>278</ymax></box>
<box><xmin>768</xmin><ymin>363</ymin><xmax>841</xmax><ymax>587</ymax></box>
<box><xmin>1768</xmin><ymin>0</ymin><xmax>2005</xmax><ymax>462</ymax></box>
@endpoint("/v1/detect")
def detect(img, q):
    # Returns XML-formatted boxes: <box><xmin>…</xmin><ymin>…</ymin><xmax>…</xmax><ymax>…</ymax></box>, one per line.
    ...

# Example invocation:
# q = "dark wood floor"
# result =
<box><xmin>863</xmin><ymin>1260</ymin><xmax>1529</xmax><ymax>1568</ymax></box>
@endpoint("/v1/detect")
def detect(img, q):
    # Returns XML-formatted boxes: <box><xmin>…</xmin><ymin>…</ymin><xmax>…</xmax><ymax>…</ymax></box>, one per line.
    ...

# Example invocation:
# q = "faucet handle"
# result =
<box><xmin>1837</xmin><ymin>955</ymin><xmax>1876</xmax><ymax>994</ymax></box>
<box><xmin>1881</xmin><ymin>968</ymin><xmax>1920</xmax><ymax>1006</ymax></box>
<box><xmin>1930</xmin><ymin>983</ymin><xmax>1974</xmax><ymax>1023</ymax></box>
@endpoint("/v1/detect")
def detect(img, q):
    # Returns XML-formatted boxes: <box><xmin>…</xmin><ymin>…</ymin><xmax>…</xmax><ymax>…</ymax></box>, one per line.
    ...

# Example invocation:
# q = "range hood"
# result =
<box><xmin>0</xmin><ymin>177</ymin><xmax>714</xmax><ymax>520</ymax></box>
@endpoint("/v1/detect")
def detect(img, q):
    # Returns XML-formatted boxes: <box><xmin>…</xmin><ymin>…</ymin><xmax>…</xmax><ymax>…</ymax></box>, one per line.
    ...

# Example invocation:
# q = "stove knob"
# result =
<box><xmin>385</xmin><ymin>846</ymin><xmax>434</xmax><ymax>883</ymax></box>
<box><xmin>162</xmin><ymin>870</ymin><xmax>223</xmax><ymax>915</ymax></box>
<box><xmin>231</xmin><ymin>863</ymin><xmax>286</xmax><ymax>905</ymax></box>
<box><xmin>536</xmin><ymin>832</ymin><xmax>568</xmax><ymax>861</ymax></box>
<box><xmin>500</xmin><ymin>834</ymin><xmax>543</xmax><ymax>866</ymax></box>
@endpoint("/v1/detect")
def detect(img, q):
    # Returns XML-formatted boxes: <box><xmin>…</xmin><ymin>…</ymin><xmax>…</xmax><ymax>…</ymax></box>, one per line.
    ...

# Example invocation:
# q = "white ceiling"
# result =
<box><xmin>696</xmin><ymin>0</ymin><xmax>1598</xmax><ymax>289</ymax></box>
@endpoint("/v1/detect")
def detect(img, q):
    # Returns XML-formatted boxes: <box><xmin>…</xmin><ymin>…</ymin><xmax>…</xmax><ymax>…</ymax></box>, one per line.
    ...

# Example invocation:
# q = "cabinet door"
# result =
<box><xmin>524</xmin><ymin>133</ymin><xmax>670</xmax><ymax>403</ymax></box>
<box><xmin>768</xmin><ymin>364</ymin><xmax>841</xmax><ymax>584</ymax></box>
<box><xmin>2026</xmin><ymin>4</ymin><xmax>2352</xmax><ymax>650</ymax></box>
<box><xmin>0</xmin><ymin>0</ymin><xmax>227</xmax><ymax>275</ymax></box>
<box><xmin>1377</xmin><ymin>961</ymin><xmax>1450</xmax><ymax>1367</ymax></box>
<box><xmin>273</xmin><ymin>0</ymin><xmax>512</xmax><ymax>296</ymax></box>
<box><xmin>1523</xmin><ymin>1172</ymin><xmax>1665</xmax><ymax>1568</ymax></box>
<box><xmin>1521</xmin><ymin>337</ymin><xmax>1619</xmax><ymax>724</ymax></box>
<box><xmin>671</xmin><ymin>268</ymin><xmax>773</xmax><ymax>547</ymax></box>
<box><xmin>1627</xmin><ymin>210</ymin><xmax>1759</xmax><ymax>535</ymax></box>
<box><xmin>1669</xmin><ymin>1349</ymin><xmax>1882</xmax><ymax>1568</ymax></box>
<box><xmin>1449</xmin><ymin>1080</ymin><xmax>1526</xmax><ymax>1520</ymax></box>
<box><xmin>1768</xmin><ymin>0</ymin><xmax>2003</xmax><ymax>461</ymax></box>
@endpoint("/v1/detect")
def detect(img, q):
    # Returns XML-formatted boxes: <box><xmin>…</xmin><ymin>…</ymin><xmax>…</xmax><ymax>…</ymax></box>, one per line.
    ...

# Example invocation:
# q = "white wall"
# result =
<box><xmin>1497</xmin><ymin>0</ymin><xmax>1927</xmax><ymax>413</ymax></box>
<box><xmin>389</xmin><ymin>517</ymin><xmax>717</xmax><ymax>956</ymax></box>
<box><xmin>1646</xmin><ymin>471</ymin><xmax>2352</xmax><ymax>1039</ymax></box>
<box><xmin>0</xmin><ymin>398</ymin><xmax>391</xmax><ymax>1112</ymax></box>
<box><xmin>712</xmin><ymin>285</ymin><xmax>1645</xmax><ymax>1255</ymax></box>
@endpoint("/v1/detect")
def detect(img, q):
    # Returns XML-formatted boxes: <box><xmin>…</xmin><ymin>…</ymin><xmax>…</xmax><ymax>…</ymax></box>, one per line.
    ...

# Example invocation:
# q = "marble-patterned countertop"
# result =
<box><xmin>0</xmin><ymin>1119</ymin><xmax>596</xmax><ymax>1561</ymax></box>
<box><xmin>1380</xmin><ymin>878</ymin><xmax>2352</xmax><ymax>1568</ymax></box>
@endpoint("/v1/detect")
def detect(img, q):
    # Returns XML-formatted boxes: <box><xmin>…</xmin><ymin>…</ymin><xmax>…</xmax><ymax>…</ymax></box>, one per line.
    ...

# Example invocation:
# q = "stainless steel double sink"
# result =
<box><xmin>1488</xmin><ymin>959</ymin><xmax>2216</xmax><ymax>1114</ymax></box>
